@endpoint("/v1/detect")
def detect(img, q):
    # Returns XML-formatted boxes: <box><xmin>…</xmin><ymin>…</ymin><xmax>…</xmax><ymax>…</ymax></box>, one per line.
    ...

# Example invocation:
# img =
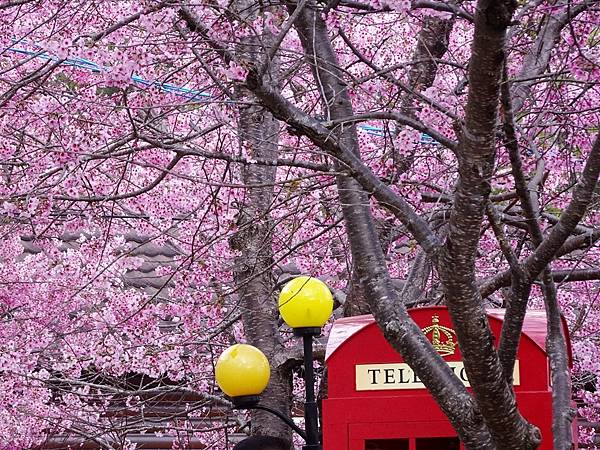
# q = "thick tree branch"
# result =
<box><xmin>557</xmin><ymin>229</ymin><xmax>600</xmax><ymax>256</ymax></box>
<box><xmin>497</xmin><ymin>66</ymin><xmax>544</xmax><ymax>381</ymax></box>
<box><xmin>497</xmin><ymin>68</ymin><xmax>575</xmax><ymax>447</ymax></box>
<box><xmin>324</xmin><ymin>112</ymin><xmax>457</xmax><ymax>151</ymax></box>
<box><xmin>540</xmin><ymin>268</ymin><xmax>575</xmax><ymax>449</ymax></box>
<box><xmin>435</xmin><ymin>0</ymin><xmax>542</xmax><ymax>447</ymax></box>
<box><xmin>0</xmin><ymin>0</ymin><xmax>37</xmax><ymax>9</ymax></box>
<box><xmin>524</xmin><ymin>132</ymin><xmax>600</xmax><ymax>279</ymax></box>
<box><xmin>337</xmin><ymin>0</ymin><xmax>474</xmax><ymax>21</ymax></box>
<box><xmin>227</xmin><ymin>1</ymin><xmax>293</xmax><ymax>440</ymax></box>
<box><xmin>511</xmin><ymin>0</ymin><xmax>598</xmax><ymax>111</ymax></box>
<box><xmin>551</xmin><ymin>268</ymin><xmax>600</xmax><ymax>283</ymax></box>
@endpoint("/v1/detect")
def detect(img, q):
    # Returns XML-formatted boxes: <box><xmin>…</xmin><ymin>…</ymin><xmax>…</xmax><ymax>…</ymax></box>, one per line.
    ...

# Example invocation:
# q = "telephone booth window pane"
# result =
<box><xmin>415</xmin><ymin>437</ymin><xmax>460</xmax><ymax>450</ymax></box>
<box><xmin>365</xmin><ymin>438</ymin><xmax>409</xmax><ymax>450</ymax></box>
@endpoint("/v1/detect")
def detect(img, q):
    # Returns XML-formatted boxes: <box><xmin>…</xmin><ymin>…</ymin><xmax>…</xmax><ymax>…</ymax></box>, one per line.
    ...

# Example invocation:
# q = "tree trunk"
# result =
<box><xmin>435</xmin><ymin>1</ymin><xmax>541</xmax><ymax>448</ymax></box>
<box><xmin>228</xmin><ymin>2</ymin><xmax>293</xmax><ymax>441</ymax></box>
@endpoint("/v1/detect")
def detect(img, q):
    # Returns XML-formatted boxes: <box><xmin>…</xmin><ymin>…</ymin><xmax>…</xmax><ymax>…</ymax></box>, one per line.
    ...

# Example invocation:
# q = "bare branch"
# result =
<box><xmin>337</xmin><ymin>0</ymin><xmax>474</xmax><ymax>21</ymax></box>
<box><xmin>486</xmin><ymin>203</ymin><xmax>521</xmax><ymax>272</ymax></box>
<box><xmin>524</xmin><ymin>132</ymin><xmax>600</xmax><ymax>279</ymax></box>
<box><xmin>56</xmin><ymin>153</ymin><xmax>183</xmax><ymax>202</ymax></box>
<box><xmin>0</xmin><ymin>0</ymin><xmax>37</xmax><ymax>9</ymax></box>
<box><xmin>338</xmin><ymin>28</ymin><xmax>462</xmax><ymax>123</ymax></box>
<box><xmin>258</xmin><ymin>0</ymin><xmax>307</xmax><ymax>78</ymax></box>
<box><xmin>179</xmin><ymin>6</ymin><xmax>235</xmax><ymax>63</ymax></box>
<box><xmin>84</xmin><ymin>0</ymin><xmax>176</xmax><ymax>43</ymax></box>
<box><xmin>324</xmin><ymin>112</ymin><xmax>457</xmax><ymax>152</ymax></box>
<box><xmin>512</xmin><ymin>0</ymin><xmax>599</xmax><ymax>111</ymax></box>
<box><xmin>479</xmin><ymin>230</ymin><xmax>600</xmax><ymax>297</ymax></box>
<box><xmin>0</xmin><ymin>58</ymin><xmax>64</xmax><ymax>108</ymax></box>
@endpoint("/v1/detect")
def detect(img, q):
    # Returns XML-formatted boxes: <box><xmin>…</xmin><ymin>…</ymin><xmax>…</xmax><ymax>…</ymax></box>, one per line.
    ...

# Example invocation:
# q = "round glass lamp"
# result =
<box><xmin>215</xmin><ymin>344</ymin><xmax>270</xmax><ymax>407</ymax></box>
<box><xmin>278</xmin><ymin>276</ymin><xmax>333</xmax><ymax>335</ymax></box>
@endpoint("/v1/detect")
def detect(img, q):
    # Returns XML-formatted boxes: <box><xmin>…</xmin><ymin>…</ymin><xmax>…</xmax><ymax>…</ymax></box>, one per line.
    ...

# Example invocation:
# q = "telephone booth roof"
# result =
<box><xmin>325</xmin><ymin>307</ymin><xmax>572</xmax><ymax>367</ymax></box>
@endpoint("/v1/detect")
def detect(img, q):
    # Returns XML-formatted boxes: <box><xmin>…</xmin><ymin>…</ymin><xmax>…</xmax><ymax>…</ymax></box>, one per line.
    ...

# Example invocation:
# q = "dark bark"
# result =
<box><xmin>229</xmin><ymin>108</ymin><xmax>293</xmax><ymax>439</ymax></box>
<box><xmin>551</xmin><ymin>268</ymin><xmax>600</xmax><ymax>282</ymax></box>
<box><xmin>325</xmin><ymin>111</ymin><xmax>458</xmax><ymax>152</ymax></box>
<box><xmin>497</xmin><ymin>68</ymin><xmax>575</xmax><ymax>448</ymax></box>
<box><xmin>343</xmin><ymin>270</ymin><xmax>372</xmax><ymax>316</ymax></box>
<box><xmin>337</xmin><ymin>0</ymin><xmax>474</xmax><ymax>21</ymax></box>
<box><xmin>399</xmin><ymin>248</ymin><xmax>432</xmax><ymax>306</ymax></box>
<box><xmin>488</xmin><ymin>9</ymin><xmax>600</xmax><ymax>387</ymax></box>
<box><xmin>345</xmin><ymin>217</ymin><xmax>397</xmax><ymax>316</ymax></box>
<box><xmin>520</xmin><ymin>132</ymin><xmax>600</xmax><ymax>448</ymax></box>
<box><xmin>244</xmin><ymin>77</ymin><xmax>442</xmax><ymax>256</ymax></box>
<box><xmin>395</xmin><ymin>15</ymin><xmax>455</xmax><ymax>174</ymax></box>
<box><xmin>511</xmin><ymin>0</ymin><xmax>596</xmax><ymax>111</ymax></box>
<box><xmin>481</xmin><ymin>263</ymin><xmax>600</xmax><ymax>298</ymax></box>
<box><xmin>435</xmin><ymin>0</ymin><xmax>541</xmax><ymax>448</ymax></box>
<box><xmin>350</xmin><ymin>14</ymin><xmax>453</xmax><ymax>312</ymax></box>
<box><xmin>523</xmin><ymin>132</ymin><xmax>600</xmax><ymax>279</ymax></box>
<box><xmin>541</xmin><ymin>268</ymin><xmax>575</xmax><ymax>450</ymax></box>
<box><xmin>496</xmin><ymin>67</ymin><xmax>541</xmax><ymax>382</ymax></box>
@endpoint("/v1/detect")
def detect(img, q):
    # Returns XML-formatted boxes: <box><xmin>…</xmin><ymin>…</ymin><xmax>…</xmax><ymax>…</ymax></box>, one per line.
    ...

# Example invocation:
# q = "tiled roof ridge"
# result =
<box><xmin>20</xmin><ymin>229</ymin><xmax>183</xmax><ymax>293</ymax></box>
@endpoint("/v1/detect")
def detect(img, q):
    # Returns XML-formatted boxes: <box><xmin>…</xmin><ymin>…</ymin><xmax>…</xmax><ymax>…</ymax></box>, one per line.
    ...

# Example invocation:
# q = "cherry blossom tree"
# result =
<box><xmin>0</xmin><ymin>0</ymin><xmax>599</xmax><ymax>449</ymax></box>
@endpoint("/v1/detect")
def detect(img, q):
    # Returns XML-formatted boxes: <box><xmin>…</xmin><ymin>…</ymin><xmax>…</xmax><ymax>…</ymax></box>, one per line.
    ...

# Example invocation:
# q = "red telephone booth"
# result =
<box><xmin>322</xmin><ymin>307</ymin><xmax>575</xmax><ymax>450</ymax></box>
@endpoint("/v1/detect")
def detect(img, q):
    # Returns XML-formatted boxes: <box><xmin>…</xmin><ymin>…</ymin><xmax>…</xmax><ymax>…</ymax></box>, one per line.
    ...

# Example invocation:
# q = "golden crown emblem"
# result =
<box><xmin>421</xmin><ymin>315</ymin><xmax>457</xmax><ymax>356</ymax></box>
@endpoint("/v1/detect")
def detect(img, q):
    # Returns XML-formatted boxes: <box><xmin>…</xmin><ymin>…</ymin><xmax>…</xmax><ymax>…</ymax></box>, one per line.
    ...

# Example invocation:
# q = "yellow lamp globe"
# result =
<box><xmin>215</xmin><ymin>344</ymin><xmax>270</xmax><ymax>398</ymax></box>
<box><xmin>278</xmin><ymin>276</ymin><xmax>334</xmax><ymax>329</ymax></box>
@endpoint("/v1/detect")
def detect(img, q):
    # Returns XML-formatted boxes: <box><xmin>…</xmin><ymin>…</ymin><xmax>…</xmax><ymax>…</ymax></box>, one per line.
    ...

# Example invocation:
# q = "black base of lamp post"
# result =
<box><xmin>230</xmin><ymin>395</ymin><xmax>261</xmax><ymax>409</ymax></box>
<box><xmin>293</xmin><ymin>327</ymin><xmax>322</xmax><ymax>337</ymax></box>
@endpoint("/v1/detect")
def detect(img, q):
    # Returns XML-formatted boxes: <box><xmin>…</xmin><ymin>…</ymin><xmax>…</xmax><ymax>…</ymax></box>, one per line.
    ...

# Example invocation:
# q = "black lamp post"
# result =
<box><xmin>295</xmin><ymin>327</ymin><xmax>322</xmax><ymax>450</ymax></box>
<box><xmin>215</xmin><ymin>276</ymin><xmax>334</xmax><ymax>450</ymax></box>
